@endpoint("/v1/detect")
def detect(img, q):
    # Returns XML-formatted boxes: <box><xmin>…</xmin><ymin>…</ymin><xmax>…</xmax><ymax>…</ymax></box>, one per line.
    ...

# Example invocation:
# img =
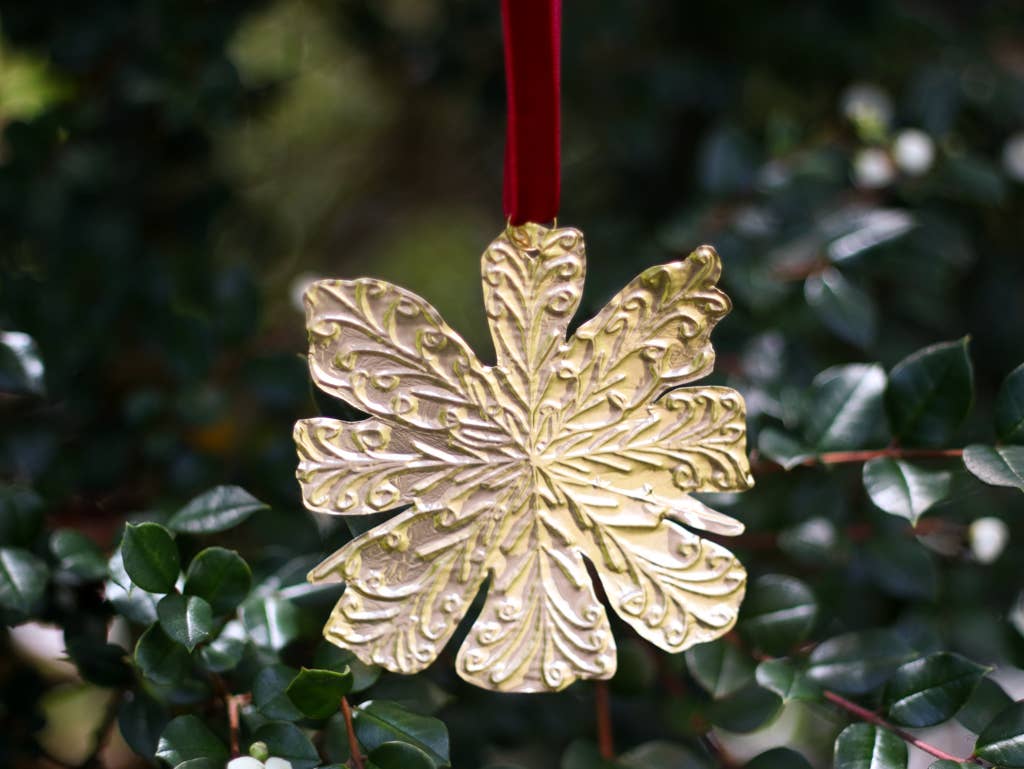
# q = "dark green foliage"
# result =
<box><xmin>1</xmin><ymin>1</ymin><xmax>1023</xmax><ymax>768</ymax></box>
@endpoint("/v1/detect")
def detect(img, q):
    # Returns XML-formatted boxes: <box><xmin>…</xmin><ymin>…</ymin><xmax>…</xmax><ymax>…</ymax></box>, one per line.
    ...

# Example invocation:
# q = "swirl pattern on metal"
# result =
<box><xmin>295</xmin><ymin>223</ymin><xmax>753</xmax><ymax>693</ymax></box>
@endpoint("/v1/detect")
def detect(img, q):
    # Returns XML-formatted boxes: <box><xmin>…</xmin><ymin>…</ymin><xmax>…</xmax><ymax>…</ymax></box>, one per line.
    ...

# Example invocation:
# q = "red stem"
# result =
<box><xmin>594</xmin><ymin>680</ymin><xmax>615</xmax><ymax>759</ymax></box>
<box><xmin>341</xmin><ymin>697</ymin><xmax>365</xmax><ymax>769</ymax></box>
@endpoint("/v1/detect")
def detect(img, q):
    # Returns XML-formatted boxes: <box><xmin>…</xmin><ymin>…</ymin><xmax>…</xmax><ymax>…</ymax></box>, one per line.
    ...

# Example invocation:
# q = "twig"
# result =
<box><xmin>341</xmin><ymin>697</ymin><xmax>365</xmax><ymax>769</ymax></box>
<box><xmin>594</xmin><ymin>680</ymin><xmax>615</xmax><ymax>759</ymax></box>
<box><xmin>226</xmin><ymin>693</ymin><xmax>251</xmax><ymax>758</ymax></box>
<box><xmin>753</xmin><ymin>446</ymin><xmax>964</xmax><ymax>475</ymax></box>
<box><xmin>822</xmin><ymin>689</ymin><xmax>982</xmax><ymax>764</ymax></box>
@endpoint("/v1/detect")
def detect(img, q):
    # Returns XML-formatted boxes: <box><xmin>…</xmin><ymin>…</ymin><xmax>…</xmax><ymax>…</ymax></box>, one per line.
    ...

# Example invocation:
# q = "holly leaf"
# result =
<box><xmin>885</xmin><ymin>338</ymin><xmax>973</xmax><ymax>447</ymax></box>
<box><xmin>995</xmin><ymin>362</ymin><xmax>1024</xmax><ymax>443</ymax></box>
<box><xmin>862</xmin><ymin>458</ymin><xmax>952</xmax><ymax>522</ymax></box>
<box><xmin>134</xmin><ymin>624</ymin><xmax>191</xmax><ymax>685</ymax></box>
<box><xmin>975</xmin><ymin>701</ymin><xmax>1024</xmax><ymax>767</ymax></box>
<box><xmin>252</xmin><ymin>722</ymin><xmax>323</xmax><ymax>769</ymax></box>
<box><xmin>156</xmin><ymin>715</ymin><xmax>227</xmax><ymax>768</ymax></box>
<box><xmin>183</xmin><ymin>547</ymin><xmax>252</xmax><ymax>615</ymax></box>
<box><xmin>684</xmin><ymin>639</ymin><xmax>755</xmax><ymax>699</ymax></box>
<box><xmin>755</xmin><ymin>659</ymin><xmax>821</xmax><ymax>702</ymax></box>
<box><xmin>167</xmin><ymin>486</ymin><xmax>269</xmax><ymax>535</ymax></box>
<box><xmin>803</xmin><ymin>363</ymin><xmax>887</xmax><ymax>451</ymax></box>
<box><xmin>368</xmin><ymin>741</ymin><xmax>436</xmax><ymax>769</ymax></box>
<box><xmin>738</xmin><ymin>574</ymin><xmax>818</xmax><ymax>655</ymax></box>
<box><xmin>157</xmin><ymin>593</ymin><xmax>214</xmax><ymax>651</ymax></box>
<box><xmin>963</xmin><ymin>445</ymin><xmax>1024</xmax><ymax>492</ymax></box>
<box><xmin>805</xmin><ymin>269</ymin><xmax>878</xmax><ymax>348</ymax></box>
<box><xmin>121</xmin><ymin>522</ymin><xmax>179</xmax><ymax>594</ymax></box>
<box><xmin>354</xmin><ymin>700</ymin><xmax>450</xmax><ymax>768</ymax></box>
<box><xmin>240</xmin><ymin>595</ymin><xmax>303</xmax><ymax>651</ymax></box>
<box><xmin>883</xmin><ymin>652</ymin><xmax>988</xmax><ymax>727</ymax></box>
<box><xmin>286</xmin><ymin>667</ymin><xmax>353</xmax><ymax>719</ymax></box>
<box><xmin>807</xmin><ymin>629</ymin><xmax>915</xmax><ymax>694</ymax></box>
<box><xmin>118</xmin><ymin>693</ymin><xmax>169</xmax><ymax>760</ymax></box>
<box><xmin>957</xmin><ymin>677</ymin><xmax>1013</xmax><ymax>733</ymax></box>
<box><xmin>708</xmin><ymin>685</ymin><xmax>783</xmax><ymax>733</ymax></box>
<box><xmin>758</xmin><ymin>427</ymin><xmax>814</xmax><ymax>470</ymax></box>
<box><xmin>253</xmin><ymin>665</ymin><xmax>303</xmax><ymax>721</ymax></box>
<box><xmin>834</xmin><ymin>723</ymin><xmax>907</xmax><ymax>769</ymax></box>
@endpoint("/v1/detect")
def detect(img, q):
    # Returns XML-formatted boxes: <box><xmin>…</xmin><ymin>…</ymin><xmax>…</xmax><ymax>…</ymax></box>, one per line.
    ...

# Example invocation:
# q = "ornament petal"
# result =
<box><xmin>304</xmin><ymin>279</ymin><xmax>512</xmax><ymax>451</ymax></box>
<box><xmin>578</xmin><ymin>516</ymin><xmax>746</xmax><ymax>653</ymax></box>
<box><xmin>294</xmin><ymin>417</ymin><xmax>500</xmax><ymax>515</ymax></box>
<box><xmin>456</xmin><ymin>526</ymin><xmax>616</xmax><ymax>692</ymax></box>
<box><xmin>549</xmin><ymin>386</ymin><xmax>753</xmax><ymax>535</ymax></box>
<box><xmin>482</xmin><ymin>224</ymin><xmax>585</xmax><ymax>412</ymax></box>
<box><xmin>310</xmin><ymin>505</ymin><xmax>491</xmax><ymax>675</ymax></box>
<box><xmin>559</xmin><ymin>247</ymin><xmax>730</xmax><ymax>428</ymax></box>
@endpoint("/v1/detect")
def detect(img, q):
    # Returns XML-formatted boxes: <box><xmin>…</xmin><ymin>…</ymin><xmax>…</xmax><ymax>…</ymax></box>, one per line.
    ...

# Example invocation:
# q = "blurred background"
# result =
<box><xmin>1</xmin><ymin>1</ymin><xmax>1023</xmax><ymax>768</ymax></box>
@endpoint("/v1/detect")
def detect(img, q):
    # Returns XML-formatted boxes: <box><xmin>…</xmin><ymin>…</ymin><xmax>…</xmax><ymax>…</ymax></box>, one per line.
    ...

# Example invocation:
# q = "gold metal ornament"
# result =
<box><xmin>294</xmin><ymin>223</ymin><xmax>753</xmax><ymax>693</ymax></box>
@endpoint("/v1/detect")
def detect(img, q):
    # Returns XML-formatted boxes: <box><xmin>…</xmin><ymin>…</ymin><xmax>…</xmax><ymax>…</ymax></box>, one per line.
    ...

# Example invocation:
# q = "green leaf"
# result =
<box><xmin>121</xmin><ymin>522</ymin><xmax>180</xmax><ymax>594</ymax></box>
<box><xmin>995</xmin><ymin>362</ymin><xmax>1024</xmax><ymax>443</ymax></box>
<box><xmin>975</xmin><ymin>701</ymin><xmax>1024</xmax><ymax>767</ymax></box>
<box><xmin>167</xmin><ymin>486</ymin><xmax>269</xmax><ymax>534</ymax></box>
<box><xmin>684</xmin><ymin>639</ymin><xmax>755</xmax><ymax>698</ymax></box>
<box><xmin>758</xmin><ymin>427</ymin><xmax>814</xmax><ymax>470</ymax></box>
<box><xmin>253</xmin><ymin>665</ymin><xmax>303</xmax><ymax>721</ymax></box>
<box><xmin>368</xmin><ymin>741</ymin><xmax>436</xmax><ymax>769</ymax></box>
<box><xmin>862</xmin><ymin>538</ymin><xmax>938</xmax><ymax>600</ymax></box>
<box><xmin>183</xmin><ymin>547</ymin><xmax>252</xmax><ymax>615</ymax></box>
<box><xmin>156</xmin><ymin>715</ymin><xmax>227</xmax><ymax>768</ymax></box>
<box><xmin>806</xmin><ymin>629</ymin><xmax>915</xmax><ymax>694</ymax></box>
<box><xmin>744</xmin><ymin>748</ymin><xmax>814</xmax><ymax>769</ymax></box>
<box><xmin>803</xmin><ymin>364</ymin><xmax>887</xmax><ymax>451</ymax></box>
<box><xmin>354</xmin><ymin>700</ymin><xmax>450</xmax><ymax>767</ymax></box>
<box><xmin>198</xmin><ymin>621</ymin><xmax>247</xmax><ymax>673</ymax></box>
<box><xmin>561</xmin><ymin>740</ymin><xmax>620</xmax><ymax>769</ymax></box>
<box><xmin>240</xmin><ymin>595</ymin><xmax>303</xmax><ymax>651</ymax></box>
<box><xmin>105</xmin><ymin>549</ymin><xmax>160</xmax><ymax>625</ymax></box>
<box><xmin>0</xmin><ymin>487</ymin><xmax>44</xmax><ymax>547</ymax></box>
<box><xmin>755</xmin><ymin>659</ymin><xmax>821</xmax><ymax>702</ymax></box>
<box><xmin>883</xmin><ymin>652</ymin><xmax>988</xmax><ymax>727</ymax></box>
<box><xmin>619</xmin><ymin>741</ymin><xmax>707</xmax><ymax>769</ymax></box>
<box><xmin>287</xmin><ymin>667</ymin><xmax>353</xmax><ymax>719</ymax></box>
<box><xmin>805</xmin><ymin>269</ymin><xmax>878</xmax><ymax>348</ymax></box>
<box><xmin>65</xmin><ymin>636</ymin><xmax>133</xmax><ymax>686</ymax></box>
<box><xmin>834</xmin><ymin>723</ymin><xmax>907</xmax><ymax>769</ymax></box>
<box><xmin>252</xmin><ymin>722</ymin><xmax>320</xmax><ymax>769</ymax></box>
<box><xmin>314</xmin><ymin>643</ymin><xmax>382</xmax><ymax>692</ymax></box>
<box><xmin>885</xmin><ymin>337</ymin><xmax>973</xmax><ymax>447</ymax></box>
<box><xmin>50</xmin><ymin>529</ymin><xmax>107</xmax><ymax>582</ymax></box>
<box><xmin>0</xmin><ymin>546</ymin><xmax>49</xmax><ymax>617</ymax></box>
<box><xmin>708</xmin><ymin>685</ymin><xmax>783</xmax><ymax>733</ymax></box>
<box><xmin>134</xmin><ymin>623</ymin><xmax>191</xmax><ymax>685</ymax></box>
<box><xmin>862</xmin><ymin>458</ymin><xmax>952</xmax><ymax>522</ymax></box>
<box><xmin>963</xmin><ymin>445</ymin><xmax>1024</xmax><ymax>492</ymax></box>
<box><xmin>0</xmin><ymin>330</ymin><xmax>46</xmax><ymax>396</ymax></box>
<box><xmin>739</xmin><ymin>574</ymin><xmax>818</xmax><ymax>655</ymax></box>
<box><xmin>118</xmin><ymin>693</ymin><xmax>168</xmax><ymax>760</ymax></box>
<box><xmin>957</xmin><ymin>677</ymin><xmax>1013</xmax><ymax>733</ymax></box>
<box><xmin>157</xmin><ymin>593</ymin><xmax>214</xmax><ymax>651</ymax></box>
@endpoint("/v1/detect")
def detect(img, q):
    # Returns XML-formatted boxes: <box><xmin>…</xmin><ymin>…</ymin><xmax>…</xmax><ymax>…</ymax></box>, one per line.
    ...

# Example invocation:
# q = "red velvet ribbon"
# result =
<box><xmin>501</xmin><ymin>0</ymin><xmax>561</xmax><ymax>225</ymax></box>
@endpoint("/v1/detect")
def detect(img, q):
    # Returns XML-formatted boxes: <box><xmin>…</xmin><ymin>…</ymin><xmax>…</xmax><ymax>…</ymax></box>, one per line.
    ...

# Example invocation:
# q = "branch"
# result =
<box><xmin>822</xmin><ymin>689</ymin><xmax>983</xmax><ymax>764</ymax></box>
<box><xmin>594</xmin><ymin>680</ymin><xmax>614</xmax><ymax>760</ymax></box>
<box><xmin>341</xmin><ymin>697</ymin><xmax>365</xmax><ymax>769</ymax></box>
<box><xmin>226</xmin><ymin>693</ymin><xmax>251</xmax><ymax>758</ymax></box>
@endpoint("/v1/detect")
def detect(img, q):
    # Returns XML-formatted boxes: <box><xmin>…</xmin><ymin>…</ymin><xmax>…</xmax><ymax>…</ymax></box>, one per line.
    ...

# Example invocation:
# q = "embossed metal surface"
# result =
<box><xmin>295</xmin><ymin>223</ymin><xmax>753</xmax><ymax>693</ymax></box>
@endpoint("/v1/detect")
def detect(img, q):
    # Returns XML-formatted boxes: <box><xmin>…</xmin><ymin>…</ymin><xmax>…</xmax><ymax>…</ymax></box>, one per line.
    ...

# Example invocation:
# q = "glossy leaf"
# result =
<box><xmin>885</xmin><ymin>338</ymin><xmax>973</xmax><ymax>447</ymax></box>
<box><xmin>50</xmin><ymin>529</ymin><xmax>107</xmax><ymax>582</ymax></box>
<box><xmin>739</xmin><ymin>574</ymin><xmax>818</xmax><ymax>655</ymax></box>
<box><xmin>0</xmin><ymin>546</ymin><xmax>49</xmax><ymax>617</ymax></box>
<box><xmin>883</xmin><ymin>652</ymin><xmax>988</xmax><ymax>727</ymax></box>
<box><xmin>834</xmin><ymin>723</ymin><xmax>907</xmax><ymax>769</ymax></box>
<box><xmin>167</xmin><ymin>485</ymin><xmax>269</xmax><ymax>534</ymax></box>
<box><xmin>963</xmin><ymin>445</ymin><xmax>1024</xmax><ymax>492</ymax></box>
<box><xmin>708</xmin><ymin>685</ymin><xmax>783</xmax><ymax>733</ymax></box>
<box><xmin>121</xmin><ymin>522</ymin><xmax>180</xmax><ymax>594</ymax></box>
<box><xmin>957</xmin><ymin>677</ymin><xmax>1013</xmax><ymax>733</ymax></box>
<box><xmin>995</xmin><ymin>363</ymin><xmax>1024</xmax><ymax>443</ymax></box>
<box><xmin>975</xmin><ymin>701</ymin><xmax>1024</xmax><ymax>767</ymax></box>
<box><xmin>805</xmin><ymin>269</ymin><xmax>878</xmax><ymax>348</ymax></box>
<box><xmin>354</xmin><ymin>700</ymin><xmax>450</xmax><ymax>767</ymax></box>
<box><xmin>684</xmin><ymin>639</ymin><xmax>755</xmax><ymax>698</ymax></box>
<box><xmin>803</xmin><ymin>363</ymin><xmax>887</xmax><ymax>451</ymax></box>
<box><xmin>134</xmin><ymin>624</ymin><xmax>191</xmax><ymax>685</ymax></box>
<box><xmin>755</xmin><ymin>659</ymin><xmax>821</xmax><ymax>702</ymax></box>
<box><xmin>863</xmin><ymin>538</ymin><xmax>938</xmax><ymax>601</ymax></box>
<box><xmin>198</xmin><ymin>621</ymin><xmax>247</xmax><ymax>673</ymax></box>
<box><xmin>252</xmin><ymin>721</ymin><xmax>323</xmax><ymax>769</ymax></box>
<box><xmin>862</xmin><ymin>458</ymin><xmax>952</xmax><ymax>522</ymax></box>
<box><xmin>183</xmin><ymin>547</ymin><xmax>252</xmax><ymax>615</ymax></box>
<box><xmin>253</xmin><ymin>665</ymin><xmax>303</xmax><ymax>721</ymax></box>
<box><xmin>156</xmin><ymin>715</ymin><xmax>227</xmax><ymax>768</ymax></box>
<box><xmin>286</xmin><ymin>667</ymin><xmax>353</xmax><ymax>719</ymax></box>
<box><xmin>240</xmin><ymin>595</ymin><xmax>303</xmax><ymax>651</ymax></box>
<box><xmin>157</xmin><ymin>593</ymin><xmax>214</xmax><ymax>651</ymax></box>
<box><xmin>758</xmin><ymin>427</ymin><xmax>813</xmax><ymax>470</ymax></box>
<box><xmin>807</xmin><ymin>629</ymin><xmax>915</xmax><ymax>694</ymax></box>
<box><xmin>65</xmin><ymin>636</ymin><xmax>133</xmax><ymax>686</ymax></box>
<box><xmin>368</xmin><ymin>741</ymin><xmax>436</xmax><ymax>769</ymax></box>
<box><xmin>118</xmin><ymin>693</ymin><xmax>169</xmax><ymax>760</ymax></box>
<box><xmin>314</xmin><ymin>643</ymin><xmax>382</xmax><ymax>692</ymax></box>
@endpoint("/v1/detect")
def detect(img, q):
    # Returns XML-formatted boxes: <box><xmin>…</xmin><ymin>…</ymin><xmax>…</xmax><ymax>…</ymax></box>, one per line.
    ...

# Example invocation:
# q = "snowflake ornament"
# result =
<box><xmin>295</xmin><ymin>223</ymin><xmax>753</xmax><ymax>693</ymax></box>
